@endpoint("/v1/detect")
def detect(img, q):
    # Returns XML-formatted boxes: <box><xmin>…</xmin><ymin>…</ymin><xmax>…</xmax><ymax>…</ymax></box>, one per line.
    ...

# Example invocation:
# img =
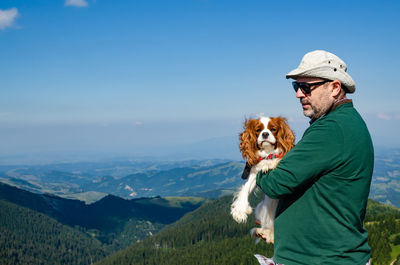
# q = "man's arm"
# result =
<box><xmin>256</xmin><ymin>119</ymin><xmax>344</xmax><ymax>199</ymax></box>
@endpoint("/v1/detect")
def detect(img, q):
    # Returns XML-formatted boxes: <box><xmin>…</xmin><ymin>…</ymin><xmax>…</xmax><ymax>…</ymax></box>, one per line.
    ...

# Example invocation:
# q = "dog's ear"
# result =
<box><xmin>239</xmin><ymin>119</ymin><xmax>260</xmax><ymax>166</ymax></box>
<box><xmin>274</xmin><ymin>117</ymin><xmax>295</xmax><ymax>156</ymax></box>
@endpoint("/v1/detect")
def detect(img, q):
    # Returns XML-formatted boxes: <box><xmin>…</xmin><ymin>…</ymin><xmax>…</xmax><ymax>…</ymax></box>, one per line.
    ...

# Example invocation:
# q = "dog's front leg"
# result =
<box><xmin>231</xmin><ymin>171</ymin><xmax>257</xmax><ymax>223</ymax></box>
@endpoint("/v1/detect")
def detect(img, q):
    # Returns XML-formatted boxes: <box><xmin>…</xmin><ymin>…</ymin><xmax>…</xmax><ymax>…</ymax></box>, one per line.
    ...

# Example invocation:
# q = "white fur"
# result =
<box><xmin>231</xmin><ymin>157</ymin><xmax>279</xmax><ymax>223</ymax></box>
<box><xmin>230</xmin><ymin>117</ymin><xmax>281</xmax><ymax>243</ymax></box>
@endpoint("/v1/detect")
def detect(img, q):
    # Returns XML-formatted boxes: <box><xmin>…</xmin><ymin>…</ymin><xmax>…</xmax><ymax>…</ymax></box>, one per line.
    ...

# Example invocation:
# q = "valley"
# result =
<box><xmin>1</xmin><ymin>148</ymin><xmax>400</xmax><ymax>264</ymax></box>
<box><xmin>0</xmin><ymin>182</ymin><xmax>205</xmax><ymax>252</ymax></box>
<box><xmin>2</xmin><ymin>149</ymin><xmax>400</xmax><ymax>207</ymax></box>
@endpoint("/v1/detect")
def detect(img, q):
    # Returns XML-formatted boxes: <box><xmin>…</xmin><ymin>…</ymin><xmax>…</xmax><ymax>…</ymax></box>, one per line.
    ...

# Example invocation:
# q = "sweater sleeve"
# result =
<box><xmin>256</xmin><ymin>119</ymin><xmax>344</xmax><ymax>199</ymax></box>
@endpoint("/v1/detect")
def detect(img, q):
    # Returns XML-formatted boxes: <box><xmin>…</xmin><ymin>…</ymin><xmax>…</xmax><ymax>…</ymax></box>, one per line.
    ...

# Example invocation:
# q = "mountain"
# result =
<box><xmin>365</xmin><ymin>198</ymin><xmax>400</xmax><ymax>222</ymax></box>
<box><xmin>3</xmin><ymin>147</ymin><xmax>400</xmax><ymax>207</ymax></box>
<box><xmin>364</xmin><ymin>201</ymin><xmax>400</xmax><ymax>265</ymax></box>
<box><xmin>96</xmin><ymin>194</ymin><xmax>274</xmax><ymax>265</ymax></box>
<box><xmin>0</xmin><ymin>160</ymin><xmax>245</xmax><ymax>202</ymax></box>
<box><xmin>0</xmin><ymin>182</ymin><xmax>206</xmax><ymax>250</ymax></box>
<box><xmin>369</xmin><ymin>147</ymin><xmax>400</xmax><ymax>207</ymax></box>
<box><xmin>0</xmin><ymin>159</ymin><xmax>238</xmax><ymax>202</ymax></box>
<box><xmin>2</xmin><ymin>147</ymin><xmax>400</xmax><ymax>206</ymax></box>
<box><xmin>0</xmin><ymin>199</ymin><xmax>107</xmax><ymax>265</ymax></box>
<box><xmin>84</xmin><ymin>161</ymin><xmax>244</xmax><ymax>199</ymax></box>
<box><xmin>2</xmin><ymin>180</ymin><xmax>400</xmax><ymax>265</ymax></box>
<box><xmin>95</xmin><ymin>195</ymin><xmax>400</xmax><ymax>265</ymax></box>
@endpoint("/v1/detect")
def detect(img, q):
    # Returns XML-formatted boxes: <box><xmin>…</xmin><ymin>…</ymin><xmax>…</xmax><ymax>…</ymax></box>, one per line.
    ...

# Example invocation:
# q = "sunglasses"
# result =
<box><xmin>292</xmin><ymin>80</ymin><xmax>331</xmax><ymax>94</ymax></box>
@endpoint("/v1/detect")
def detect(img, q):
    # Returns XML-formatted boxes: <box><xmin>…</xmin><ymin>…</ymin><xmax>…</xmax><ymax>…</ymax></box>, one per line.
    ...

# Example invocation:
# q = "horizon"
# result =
<box><xmin>1</xmin><ymin>0</ymin><xmax>400</xmax><ymax>164</ymax></box>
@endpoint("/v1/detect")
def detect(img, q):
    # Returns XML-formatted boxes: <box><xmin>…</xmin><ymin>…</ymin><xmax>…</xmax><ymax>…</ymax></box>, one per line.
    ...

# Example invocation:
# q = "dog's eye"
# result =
<box><xmin>256</xmin><ymin>129</ymin><xmax>261</xmax><ymax>133</ymax></box>
<box><xmin>271</xmin><ymin>128</ymin><xmax>277</xmax><ymax>132</ymax></box>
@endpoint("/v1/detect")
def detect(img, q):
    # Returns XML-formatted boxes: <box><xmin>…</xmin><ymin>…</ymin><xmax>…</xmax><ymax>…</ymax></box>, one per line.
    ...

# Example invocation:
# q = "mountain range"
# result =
<box><xmin>0</xmin><ymin>159</ymin><xmax>244</xmax><ymax>203</ymax></box>
<box><xmin>369</xmin><ymin>147</ymin><xmax>400</xmax><ymax>207</ymax></box>
<box><xmin>97</xmin><ymin>196</ymin><xmax>400</xmax><ymax>265</ymax></box>
<box><xmin>2</xmin><ymin>178</ymin><xmax>400</xmax><ymax>264</ymax></box>
<box><xmin>0</xmin><ymin>182</ymin><xmax>205</xmax><ymax>251</ymax></box>
<box><xmin>2</xmin><ymin>148</ymin><xmax>400</xmax><ymax>207</ymax></box>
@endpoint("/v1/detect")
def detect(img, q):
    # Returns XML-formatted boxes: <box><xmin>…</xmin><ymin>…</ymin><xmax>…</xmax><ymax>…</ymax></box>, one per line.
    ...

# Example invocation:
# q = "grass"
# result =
<box><xmin>163</xmin><ymin>196</ymin><xmax>208</xmax><ymax>207</ymax></box>
<box><xmin>390</xmin><ymin>243</ymin><xmax>400</xmax><ymax>264</ymax></box>
<box><xmin>61</xmin><ymin>191</ymin><xmax>108</xmax><ymax>204</ymax></box>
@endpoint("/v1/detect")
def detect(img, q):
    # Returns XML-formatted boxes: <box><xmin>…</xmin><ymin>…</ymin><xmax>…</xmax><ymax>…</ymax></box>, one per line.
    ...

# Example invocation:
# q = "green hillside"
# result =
<box><xmin>365</xmin><ymin>198</ymin><xmax>400</xmax><ymax>222</ymax></box>
<box><xmin>95</xmin><ymin>195</ymin><xmax>400</xmax><ymax>265</ymax></box>
<box><xmin>0</xmin><ymin>182</ymin><xmax>206</xmax><ymax>251</ymax></box>
<box><xmin>3</xmin><ymin>181</ymin><xmax>400</xmax><ymax>264</ymax></box>
<box><xmin>96</xmin><ymin>195</ymin><xmax>273</xmax><ymax>265</ymax></box>
<box><xmin>0</xmin><ymin>199</ymin><xmax>107</xmax><ymax>265</ymax></box>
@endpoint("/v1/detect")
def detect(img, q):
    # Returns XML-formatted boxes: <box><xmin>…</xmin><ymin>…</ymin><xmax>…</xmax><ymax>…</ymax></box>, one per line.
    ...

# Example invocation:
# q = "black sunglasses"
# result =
<box><xmin>292</xmin><ymin>80</ymin><xmax>331</xmax><ymax>94</ymax></box>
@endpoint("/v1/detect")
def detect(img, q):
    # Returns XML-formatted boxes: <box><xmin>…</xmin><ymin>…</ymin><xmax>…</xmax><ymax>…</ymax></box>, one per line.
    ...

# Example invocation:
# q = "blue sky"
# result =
<box><xmin>1</xmin><ymin>0</ymin><xmax>400</xmax><ymax>162</ymax></box>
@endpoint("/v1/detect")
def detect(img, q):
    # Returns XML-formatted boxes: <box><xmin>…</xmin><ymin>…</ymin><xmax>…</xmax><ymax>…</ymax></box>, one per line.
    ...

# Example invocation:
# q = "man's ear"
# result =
<box><xmin>331</xmin><ymin>80</ymin><xmax>342</xmax><ymax>97</ymax></box>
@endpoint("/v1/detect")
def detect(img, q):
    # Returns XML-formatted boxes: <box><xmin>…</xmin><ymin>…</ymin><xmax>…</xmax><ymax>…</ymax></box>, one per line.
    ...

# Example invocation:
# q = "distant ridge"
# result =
<box><xmin>0</xmin><ymin>182</ymin><xmax>206</xmax><ymax>250</ymax></box>
<box><xmin>0</xmin><ymin>160</ymin><xmax>246</xmax><ymax>200</ymax></box>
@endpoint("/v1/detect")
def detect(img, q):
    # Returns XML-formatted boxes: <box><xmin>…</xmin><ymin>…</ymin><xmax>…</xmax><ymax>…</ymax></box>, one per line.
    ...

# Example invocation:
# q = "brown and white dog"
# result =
<box><xmin>231</xmin><ymin>116</ymin><xmax>295</xmax><ymax>243</ymax></box>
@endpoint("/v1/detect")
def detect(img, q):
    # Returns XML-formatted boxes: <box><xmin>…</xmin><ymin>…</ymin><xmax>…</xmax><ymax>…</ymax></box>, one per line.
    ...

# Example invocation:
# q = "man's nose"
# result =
<box><xmin>296</xmin><ymin>88</ymin><xmax>305</xmax><ymax>98</ymax></box>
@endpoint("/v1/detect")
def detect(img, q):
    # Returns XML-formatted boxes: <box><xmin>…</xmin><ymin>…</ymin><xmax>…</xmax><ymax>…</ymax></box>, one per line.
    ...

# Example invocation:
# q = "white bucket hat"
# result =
<box><xmin>286</xmin><ymin>50</ymin><xmax>356</xmax><ymax>93</ymax></box>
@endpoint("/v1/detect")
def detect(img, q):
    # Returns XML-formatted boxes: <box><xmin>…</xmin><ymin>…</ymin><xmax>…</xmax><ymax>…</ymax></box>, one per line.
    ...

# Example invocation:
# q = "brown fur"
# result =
<box><xmin>239</xmin><ymin>119</ymin><xmax>264</xmax><ymax>166</ymax></box>
<box><xmin>239</xmin><ymin>117</ymin><xmax>295</xmax><ymax>166</ymax></box>
<box><xmin>267</xmin><ymin>117</ymin><xmax>295</xmax><ymax>156</ymax></box>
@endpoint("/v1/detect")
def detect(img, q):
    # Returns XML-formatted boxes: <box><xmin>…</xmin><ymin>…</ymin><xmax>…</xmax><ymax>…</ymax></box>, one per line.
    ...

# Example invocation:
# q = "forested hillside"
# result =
<box><xmin>0</xmin><ymin>199</ymin><xmax>107</xmax><ymax>265</ymax></box>
<box><xmin>97</xmin><ymin>196</ymin><xmax>400</xmax><ymax>265</ymax></box>
<box><xmin>96</xmin><ymin>195</ymin><xmax>273</xmax><ymax>265</ymax></box>
<box><xmin>2</xmin><ymin>180</ymin><xmax>400</xmax><ymax>265</ymax></box>
<box><xmin>365</xmin><ymin>199</ymin><xmax>400</xmax><ymax>265</ymax></box>
<box><xmin>0</xmin><ymin>182</ymin><xmax>205</xmax><ymax>250</ymax></box>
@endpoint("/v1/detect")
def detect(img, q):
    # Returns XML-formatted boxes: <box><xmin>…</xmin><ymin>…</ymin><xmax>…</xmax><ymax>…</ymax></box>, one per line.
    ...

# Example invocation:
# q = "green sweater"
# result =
<box><xmin>256</xmin><ymin>101</ymin><xmax>373</xmax><ymax>265</ymax></box>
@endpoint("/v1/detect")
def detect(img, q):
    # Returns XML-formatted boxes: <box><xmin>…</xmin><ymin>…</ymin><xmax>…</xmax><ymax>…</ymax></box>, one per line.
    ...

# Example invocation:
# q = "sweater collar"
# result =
<box><xmin>309</xmin><ymin>98</ymin><xmax>353</xmax><ymax>125</ymax></box>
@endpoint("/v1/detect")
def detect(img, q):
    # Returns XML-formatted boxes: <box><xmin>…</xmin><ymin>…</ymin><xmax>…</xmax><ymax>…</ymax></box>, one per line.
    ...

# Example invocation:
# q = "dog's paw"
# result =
<box><xmin>230</xmin><ymin>200</ymin><xmax>252</xmax><ymax>223</ymax></box>
<box><xmin>231</xmin><ymin>205</ymin><xmax>252</xmax><ymax>223</ymax></box>
<box><xmin>250</xmin><ymin>227</ymin><xmax>274</xmax><ymax>244</ymax></box>
<box><xmin>231</xmin><ymin>208</ymin><xmax>249</xmax><ymax>223</ymax></box>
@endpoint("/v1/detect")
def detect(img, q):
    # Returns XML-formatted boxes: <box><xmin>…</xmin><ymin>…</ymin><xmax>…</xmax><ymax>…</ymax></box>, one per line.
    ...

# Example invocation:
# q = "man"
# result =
<box><xmin>256</xmin><ymin>50</ymin><xmax>374</xmax><ymax>265</ymax></box>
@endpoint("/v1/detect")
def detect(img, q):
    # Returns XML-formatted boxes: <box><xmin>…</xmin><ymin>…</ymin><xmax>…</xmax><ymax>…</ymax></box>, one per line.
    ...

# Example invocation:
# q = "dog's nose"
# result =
<box><xmin>262</xmin><ymin>132</ymin><xmax>269</xmax><ymax>139</ymax></box>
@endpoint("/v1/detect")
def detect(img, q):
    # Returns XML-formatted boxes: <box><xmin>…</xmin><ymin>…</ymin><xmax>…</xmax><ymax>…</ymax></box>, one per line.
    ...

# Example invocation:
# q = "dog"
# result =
<box><xmin>231</xmin><ymin>116</ymin><xmax>295</xmax><ymax>243</ymax></box>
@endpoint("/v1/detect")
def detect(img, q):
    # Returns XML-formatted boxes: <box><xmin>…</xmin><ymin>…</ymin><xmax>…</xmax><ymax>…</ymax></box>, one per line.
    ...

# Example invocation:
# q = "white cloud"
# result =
<box><xmin>0</xmin><ymin>8</ymin><xmax>19</xmax><ymax>30</ymax></box>
<box><xmin>377</xmin><ymin>112</ymin><xmax>391</xmax><ymax>120</ymax></box>
<box><xmin>65</xmin><ymin>0</ymin><xmax>89</xmax><ymax>7</ymax></box>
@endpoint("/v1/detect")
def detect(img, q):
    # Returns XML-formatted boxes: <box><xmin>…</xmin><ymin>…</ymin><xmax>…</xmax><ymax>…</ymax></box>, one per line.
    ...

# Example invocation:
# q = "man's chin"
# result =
<box><xmin>303</xmin><ymin>110</ymin><xmax>314</xmax><ymax>119</ymax></box>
